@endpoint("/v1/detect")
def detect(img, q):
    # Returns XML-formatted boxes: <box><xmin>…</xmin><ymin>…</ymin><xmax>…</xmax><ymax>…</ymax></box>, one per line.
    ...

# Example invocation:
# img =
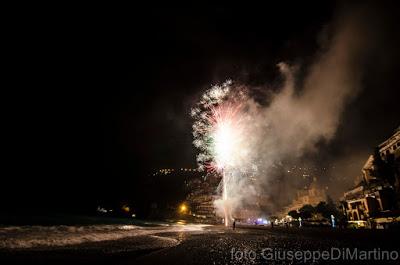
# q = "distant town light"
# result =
<box><xmin>122</xmin><ymin>205</ymin><xmax>130</xmax><ymax>213</ymax></box>
<box><xmin>97</xmin><ymin>206</ymin><xmax>107</xmax><ymax>213</ymax></box>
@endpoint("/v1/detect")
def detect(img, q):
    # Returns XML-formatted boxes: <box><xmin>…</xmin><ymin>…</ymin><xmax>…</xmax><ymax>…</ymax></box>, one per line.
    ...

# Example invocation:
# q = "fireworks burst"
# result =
<box><xmin>191</xmin><ymin>80</ymin><xmax>244</xmax><ymax>171</ymax></box>
<box><xmin>191</xmin><ymin>80</ymin><xmax>251</xmax><ymax>225</ymax></box>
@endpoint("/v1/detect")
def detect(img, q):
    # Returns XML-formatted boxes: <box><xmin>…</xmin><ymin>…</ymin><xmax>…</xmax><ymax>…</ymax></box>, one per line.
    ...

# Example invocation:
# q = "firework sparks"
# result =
<box><xmin>191</xmin><ymin>80</ymin><xmax>249</xmax><ymax>226</ymax></box>
<box><xmin>191</xmin><ymin>81</ymin><xmax>240</xmax><ymax>171</ymax></box>
<box><xmin>210</xmin><ymin>103</ymin><xmax>245</xmax><ymax>170</ymax></box>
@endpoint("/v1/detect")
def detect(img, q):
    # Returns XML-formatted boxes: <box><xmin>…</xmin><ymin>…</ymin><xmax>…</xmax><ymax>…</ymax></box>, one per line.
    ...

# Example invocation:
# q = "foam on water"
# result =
<box><xmin>0</xmin><ymin>224</ymin><xmax>209</xmax><ymax>249</ymax></box>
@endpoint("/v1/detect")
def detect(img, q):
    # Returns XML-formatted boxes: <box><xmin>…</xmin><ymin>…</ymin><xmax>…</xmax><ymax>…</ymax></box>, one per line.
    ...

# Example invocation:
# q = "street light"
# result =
<box><xmin>179</xmin><ymin>203</ymin><xmax>188</xmax><ymax>214</ymax></box>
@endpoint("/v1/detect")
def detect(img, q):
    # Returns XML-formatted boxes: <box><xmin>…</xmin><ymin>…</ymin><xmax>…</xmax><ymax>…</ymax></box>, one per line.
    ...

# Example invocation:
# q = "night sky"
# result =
<box><xmin>3</xmin><ymin>2</ymin><xmax>400</xmax><ymax>214</ymax></box>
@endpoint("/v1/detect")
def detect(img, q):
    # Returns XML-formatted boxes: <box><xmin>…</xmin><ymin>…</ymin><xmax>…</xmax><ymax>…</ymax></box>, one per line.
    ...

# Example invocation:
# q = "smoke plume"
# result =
<box><xmin>193</xmin><ymin>5</ymin><xmax>380</xmax><ymax>218</ymax></box>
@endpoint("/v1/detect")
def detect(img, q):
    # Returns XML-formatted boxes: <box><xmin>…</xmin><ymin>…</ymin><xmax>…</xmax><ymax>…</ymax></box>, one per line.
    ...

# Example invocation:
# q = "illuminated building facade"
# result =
<box><xmin>342</xmin><ymin>127</ymin><xmax>400</xmax><ymax>228</ymax></box>
<box><xmin>279</xmin><ymin>179</ymin><xmax>326</xmax><ymax>217</ymax></box>
<box><xmin>186</xmin><ymin>174</ymin><xmax>220</xmax><ymax>222</ymax></box>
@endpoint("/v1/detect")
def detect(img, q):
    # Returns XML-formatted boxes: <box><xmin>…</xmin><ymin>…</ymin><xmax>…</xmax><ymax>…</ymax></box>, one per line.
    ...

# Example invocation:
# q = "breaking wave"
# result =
<box><xmin>0</xmin><ymin>224</ymin><xmax>209</xmax><ymax>249</ymax></box>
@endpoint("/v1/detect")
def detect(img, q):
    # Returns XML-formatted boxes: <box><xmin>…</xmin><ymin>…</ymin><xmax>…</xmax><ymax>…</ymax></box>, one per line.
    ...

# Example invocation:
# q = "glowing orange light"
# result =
<box><xmin>179</xmin><ymin>203</ymin><xmax>188</xmax><ymax>214</ymax></box>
